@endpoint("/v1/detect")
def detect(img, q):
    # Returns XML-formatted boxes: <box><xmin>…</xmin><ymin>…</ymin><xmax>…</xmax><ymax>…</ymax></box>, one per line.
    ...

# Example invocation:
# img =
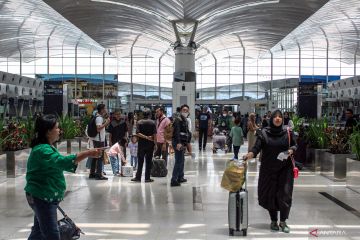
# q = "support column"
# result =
<box><xmin>173</xmin><ymin>46</ymin><xmax>196</xmax><ymax>132</ymax></box>
<box><xmin>102</xmin><ymin>50</ymin><xmax>106</xmax><ymax>101</ymax></box>
<box><xmin>75</xmin><ymin>44</ymin><xmax>78</xmax><ymax>100</ymax></box>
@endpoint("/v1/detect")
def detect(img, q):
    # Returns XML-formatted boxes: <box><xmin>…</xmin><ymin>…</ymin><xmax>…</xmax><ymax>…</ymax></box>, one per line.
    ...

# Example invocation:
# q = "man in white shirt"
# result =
<box><xmin>89</xmin><ymin>103</ymin><xmax>110</xmax><ymax>180</ymax></box>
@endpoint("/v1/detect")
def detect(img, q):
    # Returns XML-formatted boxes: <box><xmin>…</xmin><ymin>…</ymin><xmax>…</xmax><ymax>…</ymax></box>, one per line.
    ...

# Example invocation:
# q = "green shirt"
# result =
<box><xmin>230</xmin><ymin>126</ymin><xmax>244</xmax><ymax>147</ymax></box>
<box><xmin>24</xmin><ymin>144</ymin><xmax>77</xmax><ymax>202</ymax></box>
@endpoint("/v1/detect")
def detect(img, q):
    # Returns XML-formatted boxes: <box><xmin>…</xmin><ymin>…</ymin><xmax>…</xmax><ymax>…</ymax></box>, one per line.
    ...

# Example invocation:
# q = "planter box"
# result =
<box><xmin>74</xmin><ymin>137</ymin><xmax>86</xmax><ymax>151</ymax></box>
<box><xmin>346</xmin><ymin>158</ymin><xmax>360</xmax><ymax>194</ymax></box>
<box><xmin>0</xmin><ymin>149</ymin><xmax>31</xmax><ymax>178</ymax></box>
<box><xmin>321</xmin><ymin>152</ymin><xmax>354</xmax><ymax>181</ymax></box>
<box><xmin>66</xmin><ymin>139</ymin><xmax>73</xmax><ymax>154</ymax></box>
<box><xmin>305</xmin><ymin>148</ymin><xmax>328</xmax><ymax>172</ymax></box>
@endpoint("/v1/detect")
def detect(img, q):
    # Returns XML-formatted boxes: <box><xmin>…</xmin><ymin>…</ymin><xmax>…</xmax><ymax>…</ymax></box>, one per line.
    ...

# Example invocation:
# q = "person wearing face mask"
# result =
<box><xmin>244</xmin><ymin>110</ymin><xmax>297</xmax><ymax>234</ymax></box>
<box><xmin>171</xmin><ymin>104</ymin><xmax>191</xmax><ymax>187</ymax></box>
<box><xmin>216</xmin><ymin>109</ymin><xmax>231</xmax><ymax>132</ymax></box>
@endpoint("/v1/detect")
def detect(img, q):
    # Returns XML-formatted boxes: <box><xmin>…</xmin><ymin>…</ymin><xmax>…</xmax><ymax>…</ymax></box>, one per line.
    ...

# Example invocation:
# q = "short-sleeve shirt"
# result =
<box><xmin>90</xmin><ymin>115</ymin><xmax>106</xmax><ymax>142</ymax></box>
<box><xmin>108</xmin><ymin>120</ymin><xmax>128</xmax><ymax>143</ymax></box>
<box><xmin>156</xmin><ymin>116</ymin><xmax>171</xmax><ymax>143</ymax></box>
<box><xmin>136</xmin><ymin>119</ymin><xmax>157</xmax><ymax>148</ymax></box>
<box><xmin>198</xmin><ymin>113</ymin><xmax>210</xmax><ymax>129</ymax></box>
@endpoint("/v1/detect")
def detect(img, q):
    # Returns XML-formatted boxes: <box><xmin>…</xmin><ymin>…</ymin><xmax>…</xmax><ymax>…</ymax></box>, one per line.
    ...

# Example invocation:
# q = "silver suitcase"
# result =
<box><xmin>228</xmin><ymin>165</ymin><xmax>248</xmax><ymax>236</ymax></box>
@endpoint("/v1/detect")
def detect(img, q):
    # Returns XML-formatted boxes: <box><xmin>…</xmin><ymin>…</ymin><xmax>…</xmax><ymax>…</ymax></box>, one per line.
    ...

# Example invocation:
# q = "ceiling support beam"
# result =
<box><xmin>130</xmin><ymin>35</ymin><xmax>141</xmax><ymax>101</ymax></box>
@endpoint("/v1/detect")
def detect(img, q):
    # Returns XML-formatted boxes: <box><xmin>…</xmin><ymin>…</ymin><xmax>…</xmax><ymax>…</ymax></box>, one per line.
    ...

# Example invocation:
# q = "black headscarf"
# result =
<box><xmin>267</xmin><ymin>109</ymin><xmax>284</xmax><ymax>135</ymax></box>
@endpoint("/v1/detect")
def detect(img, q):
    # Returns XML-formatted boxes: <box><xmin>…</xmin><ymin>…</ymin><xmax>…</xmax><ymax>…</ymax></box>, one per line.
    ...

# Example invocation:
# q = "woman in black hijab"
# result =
<box><xmin>244</xmin><ymin>110</ymin><xmax>297</xmax><ymax>233</ymax></box>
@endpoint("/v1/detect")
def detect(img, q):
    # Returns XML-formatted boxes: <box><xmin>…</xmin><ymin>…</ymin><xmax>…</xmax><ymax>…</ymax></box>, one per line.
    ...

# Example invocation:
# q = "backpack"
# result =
<box><xmin>87</xmin><ymin>116</ymin><xmax>98</xmax><ymax>138</ymax></box>
<box><xmin>163</xmin><ymin>122</ymin><xmax>173</xmax><ymax>142</ymax></box>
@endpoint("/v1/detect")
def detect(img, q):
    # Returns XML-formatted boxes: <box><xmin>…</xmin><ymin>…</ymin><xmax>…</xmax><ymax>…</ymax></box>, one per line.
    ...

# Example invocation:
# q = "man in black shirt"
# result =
<box><xmin>108</xmin><ymin>110</ymin><xmax>128</xmax><ymax>157</ymax></box>
<box><xmin>198</xmin><ymin>107</ymin><xmax>211</xmax><ymax>151</ymax></box>
<box><xmin>131</xmin><ymin>109</ymin><xmax>157</xmax><ymax>182</ymax></box>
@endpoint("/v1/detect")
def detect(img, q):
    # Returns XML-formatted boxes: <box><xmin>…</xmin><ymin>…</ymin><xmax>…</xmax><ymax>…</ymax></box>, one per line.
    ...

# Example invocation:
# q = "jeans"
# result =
<box><xmin>198</xmin><ymin>128</ymin><xmax>208</xmax><ymax>149</ymax></box>
<box><xmin>233</xmin><ymin>145</ymin><xmax>240</xmax><ymax>159</ymax></box>
<box><xmin>91</xmin><ymin>140</ymin><xmax>105</xmax><ymax>176</ymax></box>
<box><xmin>171</xmin><ymin>143</ymin><xmax>185</xmax><ymax>183</ymax></box>
<box><xmin>109</xmin><ymin>155</ymin><xmax>119</xmax><ymax>174</ymax></box>
<box><xmin>86</xmin><ymin>157</ymin><xmax>92</xmax><ymax>169</ymax></box>
<box><xmin>131</xmin><ymin>156</ymin><xmax>138</xmax><ymax>168</ymax></box>
<box><xmin>26</xmin><ymin>193</ymin><xmax>60</xmax><ymax>240</ymax></box>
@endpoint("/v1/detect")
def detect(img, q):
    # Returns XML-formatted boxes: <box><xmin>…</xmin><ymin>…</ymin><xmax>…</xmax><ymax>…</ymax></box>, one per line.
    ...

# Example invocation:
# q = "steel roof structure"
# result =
<box><xmin>1</xmin><ymin>0</ymin><xmax>360</xmax><ymax>64</ymax></box>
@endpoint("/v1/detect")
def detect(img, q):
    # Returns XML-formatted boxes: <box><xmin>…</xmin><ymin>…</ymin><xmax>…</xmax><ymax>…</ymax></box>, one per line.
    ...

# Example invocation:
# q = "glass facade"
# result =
<box><xmin>1</xmin><ymin>45</ymin><xmax>360</xmax><ymax>113</ymax></box>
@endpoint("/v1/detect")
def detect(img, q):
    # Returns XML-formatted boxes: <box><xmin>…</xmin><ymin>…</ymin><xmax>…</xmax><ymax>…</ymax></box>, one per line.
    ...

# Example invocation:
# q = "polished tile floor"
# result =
<box><xmin>1</xmin><ymin>141</ymin><xmax>360</xmax><ymax>240</ymax></box>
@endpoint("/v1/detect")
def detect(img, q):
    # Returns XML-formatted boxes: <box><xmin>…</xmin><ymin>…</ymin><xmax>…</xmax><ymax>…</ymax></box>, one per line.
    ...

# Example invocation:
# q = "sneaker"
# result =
<box><xmin>131</xmin><ymin>178</ymin><xmax>141</xmax><ymax>182</ymax></box>
<box><xmin>171</xmin><ymin>181</ymin><xmax>181</xmax><ymax>187</ymax></box>
<box><xmin>279</xmin><ymin>222</ymin><xmax>290</xmax><ymax>233</ymax></box>
<box><xmin>145</xmin><ymin>179</ymin><xmax>154</xmax><ymax>183</ymax></box>
<box><xmin>178</xmin><ymin>178</ymin><xmax>187</xmax><ymax>183</ymax></box>
<box><xmin>270</xmin><ymin>221</ymin><xmax>279</xmax><ymax>231</ymax></box>
<box><xmin>89</xmin><ymin>173</ymin><xmax>96</xmax><ymax>179</ymax></box>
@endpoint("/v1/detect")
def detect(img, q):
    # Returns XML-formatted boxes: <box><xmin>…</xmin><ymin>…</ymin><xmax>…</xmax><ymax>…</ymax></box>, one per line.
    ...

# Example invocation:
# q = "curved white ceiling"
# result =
<box><xmin>1</xmin><ymin>0</ymin><xmax>360</xmax><ymax>65</ymax></box>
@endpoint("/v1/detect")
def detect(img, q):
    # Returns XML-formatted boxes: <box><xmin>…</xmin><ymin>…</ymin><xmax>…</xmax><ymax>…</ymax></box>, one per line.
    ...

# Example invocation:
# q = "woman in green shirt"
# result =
<box><xmin>25</xmin><ymin>114</ymin><xmax>102</xmax><ymax>240</ymax></box>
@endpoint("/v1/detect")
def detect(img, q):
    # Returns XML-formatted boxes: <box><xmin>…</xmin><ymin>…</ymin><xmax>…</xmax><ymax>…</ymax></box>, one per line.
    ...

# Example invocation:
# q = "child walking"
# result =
<box><xmin>229</xmin><ymin>118</ymin><xmax>244</xmax><ymax>160</ymax></box>
<box><xmin>128</xmin><ymin>135</ymin><xmax>138</xmax><ymax>170</ymax></box>
<box><xmin>108</xmin><ymin>138</ymin><xmax>127</xmax><ymax>176</ymax></box>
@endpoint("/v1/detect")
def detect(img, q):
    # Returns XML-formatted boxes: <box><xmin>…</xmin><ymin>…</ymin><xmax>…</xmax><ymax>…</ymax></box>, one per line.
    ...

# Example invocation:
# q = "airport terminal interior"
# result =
<box><xmin>1</xmin><ymin>0</ymin><xmax>360</xmax><ymax>239</ymax></box>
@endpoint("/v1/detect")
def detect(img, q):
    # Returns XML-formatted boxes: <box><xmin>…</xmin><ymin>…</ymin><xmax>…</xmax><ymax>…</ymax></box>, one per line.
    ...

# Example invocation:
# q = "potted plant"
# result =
<box><xmin>305</xmin><ymin>119</ymin><xmax>329</xmax><ymax>172</ymax></box>
<box><xmin>74</xmin><ymin>115</ymin><xmax>91</xmax><ymax>151</ymax></box>
<box><xmin>347</xmin><ymin>123</ymin><xmax>360</xmax><ymax>193</ymax></box>
<box><xmin>58</xmin><ymin>115</ymin><xmax>77</xmax><ymax>153</ymax></box>
<box><xmin>0</xmin><ymin>121</ymin><xmax>31</xmax><ymax>178</ymax></box>
<box><xmin>321</xmin><ymin>127</ymin><xmax>354</xmax><ymax>181</ymax></box>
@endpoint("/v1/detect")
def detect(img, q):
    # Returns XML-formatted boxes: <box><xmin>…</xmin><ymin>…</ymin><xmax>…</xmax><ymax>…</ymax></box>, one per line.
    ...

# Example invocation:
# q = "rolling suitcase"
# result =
<box><xmin>151</xmin><ymin>158</ymin><xmax>168</xmax><ymax>177</ymax></box>
<box><xmin>228</xmin><ymin>166</ymin><xmax>248</xmax><ymax>236</ymax></box>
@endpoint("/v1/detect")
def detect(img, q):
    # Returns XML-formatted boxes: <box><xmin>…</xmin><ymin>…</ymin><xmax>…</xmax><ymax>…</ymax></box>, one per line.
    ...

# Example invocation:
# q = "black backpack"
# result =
<box><xmin>87</xmin><ymin>116</ymin><xmax>98</xmax><ymax>138</ymax></box>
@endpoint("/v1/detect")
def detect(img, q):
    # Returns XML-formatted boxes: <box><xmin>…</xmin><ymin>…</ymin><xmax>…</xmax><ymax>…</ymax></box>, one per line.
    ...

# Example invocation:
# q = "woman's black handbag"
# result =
<box><xmin>58</xmin><ymin>206</ymin><xmax>84</xmax><ymax>240</ymax></box>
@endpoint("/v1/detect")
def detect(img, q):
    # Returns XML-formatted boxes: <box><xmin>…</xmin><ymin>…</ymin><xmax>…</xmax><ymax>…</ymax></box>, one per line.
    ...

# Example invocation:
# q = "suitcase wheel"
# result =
<box><xmin>229</xmin><ymin>228</ymin><xmax>234</xmax><ymax>236</ymax></box>
<box><xmin>242</xmin><ymin>229</ymin><xmax>247</xmax><ymax>236</ymax></box>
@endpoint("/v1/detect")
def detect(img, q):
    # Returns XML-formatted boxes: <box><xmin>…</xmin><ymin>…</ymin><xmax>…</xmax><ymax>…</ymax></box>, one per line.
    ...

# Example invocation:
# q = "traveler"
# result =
<box><xmin>229</xmin><ymin>118</ymin><xmax>244</xmax><ymax>160</ymax></box>
<box><xmin>244</xmin><ymin>110</ymin><xmax>297</xmax><ymax>233</ymax></box>
<box><xmin>247</xmin><ymin>113</ymin><xmax>258</xmax><ymax>151</ymax></box>
<box><xmin>89</xmin><ymin>103</ymin><xmax>110</xmax><ymax>180</ymax></box>
<box><xmin>198</xmin><ymin>106</ymin><xmax>211</xmax><ymax>151</ymax></box>
<box><xmin>25</xmin><ymin>114</ymin><xmax>101</xmax><ymax>240</ymax></box>
<box><xmin>154</xmin><ymin>107</ymin><xmax>171</xmax><ymax>163</ymax></box>
<box><xmin>108</xmin><ymin>110</ymin><xmax>128</xmax><ymax>158</ymax></box>
<box><xmin>131</xmin><ymin>109</ymin><xmax>157</xmax><ymax>183</ymax></box>
<box><xmin>171</xmin><ymin>104</ymin><xmax>191</xmax><ymax>187</ymax></box>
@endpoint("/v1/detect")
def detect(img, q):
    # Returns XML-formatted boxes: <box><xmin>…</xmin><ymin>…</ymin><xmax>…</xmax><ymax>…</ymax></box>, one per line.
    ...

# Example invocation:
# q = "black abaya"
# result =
<box><xmin>251</xmin><ymin>127</ymin><xmax>296</xmax><ymax>218</ymax></box>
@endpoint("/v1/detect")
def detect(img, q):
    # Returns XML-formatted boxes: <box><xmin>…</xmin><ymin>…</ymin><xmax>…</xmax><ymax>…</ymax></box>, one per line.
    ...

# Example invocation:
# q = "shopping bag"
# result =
<box><xmin>221</xmin><ymin>161</ymin><xmax>247</xmax><ymax>192</ymax></box>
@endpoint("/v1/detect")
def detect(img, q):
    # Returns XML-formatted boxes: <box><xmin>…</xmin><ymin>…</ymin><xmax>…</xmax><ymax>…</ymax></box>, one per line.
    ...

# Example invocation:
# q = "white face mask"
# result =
<box><xmin>223</xmin><ymin>114</ymin><xmax>227</xmax><ymax>117</ymax></box>
<box><xmin>181</xmin><ymin>112</ymin><xmax>188</xmax><ymax>118</ymax></box>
